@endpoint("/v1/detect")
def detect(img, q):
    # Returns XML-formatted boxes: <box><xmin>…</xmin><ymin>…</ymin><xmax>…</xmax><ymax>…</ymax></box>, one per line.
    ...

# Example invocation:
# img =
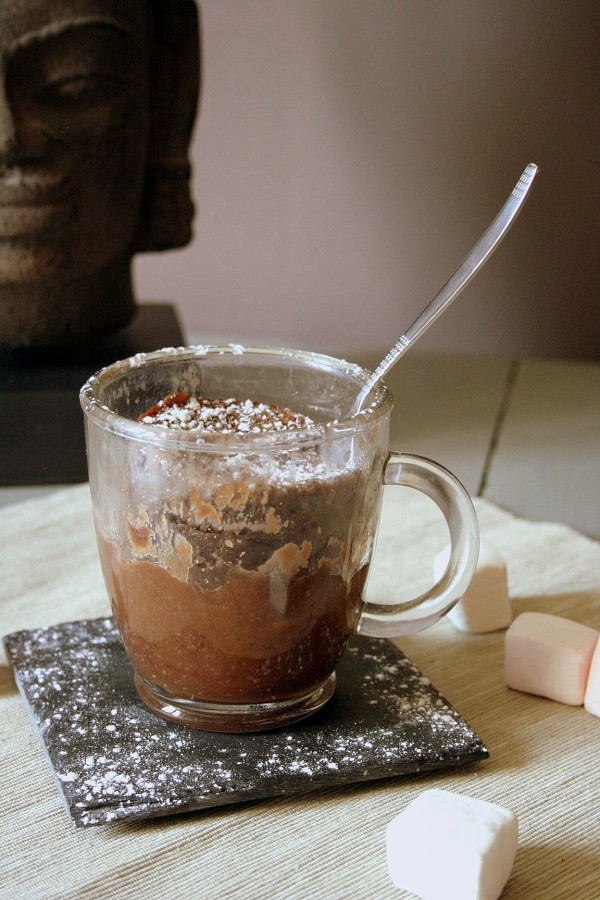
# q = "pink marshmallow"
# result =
<box><xmin>584</xmin><ymin>636</ymin><xmax>600</xmax><ymax>717</ymax></box>
<box><xmin>434</xmin><ymin>539</ymin><xmax>512</xmax><ymax>634</ymax></box>
<box><xmin>505</xmin><ymin>612</ymin><xmax>599</xmax><ymax>705</ymax></box>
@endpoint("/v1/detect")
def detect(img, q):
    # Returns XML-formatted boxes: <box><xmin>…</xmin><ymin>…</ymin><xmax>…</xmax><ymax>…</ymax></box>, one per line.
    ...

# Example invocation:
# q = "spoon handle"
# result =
<box><xmin>354</xmin><ymin>162</ymin><xmax>539</xmax><ymax>412</ymax></box>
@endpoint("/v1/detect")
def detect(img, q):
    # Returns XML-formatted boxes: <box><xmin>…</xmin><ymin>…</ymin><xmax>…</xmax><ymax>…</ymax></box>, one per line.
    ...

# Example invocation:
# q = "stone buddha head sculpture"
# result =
<box><xmin>0</xmin><ymin>0</ymin><xmax>200</xmax><ymax>348</ymax></box>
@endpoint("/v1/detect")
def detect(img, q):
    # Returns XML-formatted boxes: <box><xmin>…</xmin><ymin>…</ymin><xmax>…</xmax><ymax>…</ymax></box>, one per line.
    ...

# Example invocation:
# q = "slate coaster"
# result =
<box><xmin>3</xmin><ymin>618</ymin><xmax>488</xmax><ymax>828</ymax></box>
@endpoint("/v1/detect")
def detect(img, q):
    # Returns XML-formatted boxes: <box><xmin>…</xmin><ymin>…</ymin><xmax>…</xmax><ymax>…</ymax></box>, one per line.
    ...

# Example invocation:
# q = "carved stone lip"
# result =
<box><xmin>0</xmin><ymin>168</ymin><xmax>71</xmax><ymax>205</ymax></box>
<box><xmin>0</xmin><ymin>198</ymin><xmax>74</xmax><ymax>236</ymax></box>
<box><xmin>0</xmin><ymin>188</ymin><xmax>71</xmax><ymax>206</ymax></box>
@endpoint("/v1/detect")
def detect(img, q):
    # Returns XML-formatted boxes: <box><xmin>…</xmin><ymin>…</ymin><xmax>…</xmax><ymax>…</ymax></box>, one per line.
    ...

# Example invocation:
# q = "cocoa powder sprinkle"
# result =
<box><xmin>137</xmin><ymin>393</ymin><xmax>314</xmax><ymax>434</ymax></box>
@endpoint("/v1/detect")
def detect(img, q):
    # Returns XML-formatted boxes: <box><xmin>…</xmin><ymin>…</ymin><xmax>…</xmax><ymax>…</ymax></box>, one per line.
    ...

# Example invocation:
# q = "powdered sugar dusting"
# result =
<box><xmin>138</xmin><ymin>393</ymin><xmax>313</xmax><ymax>435</ymax></box>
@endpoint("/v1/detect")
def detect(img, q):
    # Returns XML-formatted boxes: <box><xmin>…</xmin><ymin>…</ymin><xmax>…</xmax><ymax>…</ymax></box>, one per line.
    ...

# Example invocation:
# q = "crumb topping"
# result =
<box><xmin>137</xmin><ymin>392</ymin><xmax>313</xmax><ymax>434</ymax></box>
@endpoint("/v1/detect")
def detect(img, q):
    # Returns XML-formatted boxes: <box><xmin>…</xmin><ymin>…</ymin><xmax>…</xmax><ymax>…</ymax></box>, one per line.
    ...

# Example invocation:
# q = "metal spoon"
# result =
<box><xmin>352</xmin><ymin>162</ymin><xmax>539</xmax><ymax>414</ymax></box>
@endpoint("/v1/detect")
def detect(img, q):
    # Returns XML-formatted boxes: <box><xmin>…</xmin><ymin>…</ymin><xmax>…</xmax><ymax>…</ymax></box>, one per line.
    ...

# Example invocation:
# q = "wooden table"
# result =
<box><xmin>356</xmin><ymin>351</ymin><xmax>600</xmax><ymax>540</ymax></box>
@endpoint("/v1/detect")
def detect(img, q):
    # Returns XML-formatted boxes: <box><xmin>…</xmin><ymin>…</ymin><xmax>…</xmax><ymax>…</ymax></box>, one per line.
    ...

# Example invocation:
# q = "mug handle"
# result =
<box><xmin>358</xmin><ymin>452</ymin><xmax>480</xmax><ymax>638</ymax></box>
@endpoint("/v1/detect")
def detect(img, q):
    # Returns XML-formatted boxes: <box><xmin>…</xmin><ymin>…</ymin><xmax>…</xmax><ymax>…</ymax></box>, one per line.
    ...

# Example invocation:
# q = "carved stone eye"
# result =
<box><xmin>40</xmin><ymin>73</ymin><xmax>126</xmax><ymax>106</ymax></box>
<box><xmin>6</xmin><ymin>24</ymin><xmax>137</xmax><ymax>115</ymax></box>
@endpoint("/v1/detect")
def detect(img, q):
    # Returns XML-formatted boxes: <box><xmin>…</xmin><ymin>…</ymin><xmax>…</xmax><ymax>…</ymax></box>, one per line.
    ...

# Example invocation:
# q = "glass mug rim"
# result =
<box><xmin>79</xmin><ymin>344</ymin><xmax>392</xmax><ymax>451</ymax></box>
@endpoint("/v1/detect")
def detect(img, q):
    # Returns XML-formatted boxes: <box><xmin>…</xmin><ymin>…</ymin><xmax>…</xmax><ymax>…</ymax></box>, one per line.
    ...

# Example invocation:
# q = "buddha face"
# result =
<box><xmin>0</xmin><ymin>0</ymin><xmax>151</xmax><ymax>285</ymax></box>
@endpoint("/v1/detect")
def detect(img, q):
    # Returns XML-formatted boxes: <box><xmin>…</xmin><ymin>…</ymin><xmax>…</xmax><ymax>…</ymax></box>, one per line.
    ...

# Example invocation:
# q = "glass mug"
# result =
<box><xmin>80</xmin><ymin>346</ymin><xmax>479</xmax><ymax>732</ymax></box>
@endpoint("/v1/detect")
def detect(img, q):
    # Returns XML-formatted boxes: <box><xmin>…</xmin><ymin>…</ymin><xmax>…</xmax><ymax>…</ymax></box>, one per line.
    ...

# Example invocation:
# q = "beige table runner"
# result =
<box><xmin>1</xmin><ymin>485</ymin><xmax>599</xmax><ymax>899</ymax></box>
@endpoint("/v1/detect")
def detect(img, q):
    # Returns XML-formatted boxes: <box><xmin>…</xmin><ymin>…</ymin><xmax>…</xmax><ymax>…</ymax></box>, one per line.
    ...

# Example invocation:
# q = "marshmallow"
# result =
<box><xmin>386</xmin><ymin>789</ymin><xmax>518</xmax><ymax>900</ymax></box>
<box><xmin>434</xmin><ymin>539</ymin><xmax>512</xmax><ymax>634</ymax></box>
<box><xmin>505</xmin><ymin>612</ymin><xmax>599</xmax><ymax>705</ymax></box>
<box><xmin>584</xmin><ymin>634</ymin><xmax>600</xmax><ymax>717</ymax></box>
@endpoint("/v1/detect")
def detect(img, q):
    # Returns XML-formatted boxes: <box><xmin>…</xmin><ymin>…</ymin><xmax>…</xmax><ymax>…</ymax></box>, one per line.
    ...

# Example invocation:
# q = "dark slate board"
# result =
<box><xmin>3</xmin><ymin>618</ymin><xmax>488</xmax><ymax>827</ymax></box>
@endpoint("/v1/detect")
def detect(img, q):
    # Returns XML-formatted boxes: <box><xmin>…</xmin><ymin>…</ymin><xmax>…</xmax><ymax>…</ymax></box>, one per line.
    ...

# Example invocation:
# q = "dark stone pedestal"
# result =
<box><xmin>0</xmin><ymin>304</ymin><xmax>185</xmax><ymax>485</ymax></box>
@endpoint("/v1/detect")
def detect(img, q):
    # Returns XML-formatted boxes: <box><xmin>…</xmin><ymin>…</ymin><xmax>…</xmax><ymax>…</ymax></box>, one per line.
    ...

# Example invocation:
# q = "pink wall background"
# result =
<box><xmin>135</xmin><ymin>0</ymin><xmax>599</xmax><ymax>360</ymax></box>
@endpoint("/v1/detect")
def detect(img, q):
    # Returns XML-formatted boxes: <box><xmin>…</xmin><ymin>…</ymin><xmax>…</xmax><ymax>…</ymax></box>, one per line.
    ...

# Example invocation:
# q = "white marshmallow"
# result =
<box><xmin>434</xmin><ymin>539</ymin><xmax>511</xmax><ymax>634</ymax></box>
<box><xmin>386</xmin><ymin>788</ymin><xmax>518</xmax><ymax>900</ymax></box>
<box><xmin>584</xmin><ymin>633</ymin><xmax>600</xmax><ymax>717</ymax></box>
<box><xmin>505</xmin><ymin>612</ymin><xmax>599</xmax><ymax>705</ymax></box>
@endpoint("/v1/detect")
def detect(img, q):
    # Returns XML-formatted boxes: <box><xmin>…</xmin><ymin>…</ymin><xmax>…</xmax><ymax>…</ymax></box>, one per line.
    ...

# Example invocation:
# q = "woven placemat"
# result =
<box><xmin>4</xmin><ymin>617</ymin><xmax>487</xmax><ymax>827</ymax></box>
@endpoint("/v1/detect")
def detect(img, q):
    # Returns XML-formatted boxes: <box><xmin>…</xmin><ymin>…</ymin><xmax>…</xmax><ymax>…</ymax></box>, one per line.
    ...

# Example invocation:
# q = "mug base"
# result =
<box><xmin>134</xmin><ymin>673</ymin><xmax>337</xmax><ymax>733</ymax></box>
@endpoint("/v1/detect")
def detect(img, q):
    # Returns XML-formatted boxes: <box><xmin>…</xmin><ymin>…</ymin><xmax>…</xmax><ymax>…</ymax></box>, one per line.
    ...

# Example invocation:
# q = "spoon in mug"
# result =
<box><xmin>351</xmin><ymin>162</ymin><xmax>539</xmax><ymax>415</ymax></box>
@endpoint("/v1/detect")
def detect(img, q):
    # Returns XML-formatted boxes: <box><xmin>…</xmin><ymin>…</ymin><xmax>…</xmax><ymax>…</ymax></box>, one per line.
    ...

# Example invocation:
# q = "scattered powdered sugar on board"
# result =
<box><xmin>3</xmin><ymin>620</ymin><xmax>487</xmax><ymax>827</ymax></box>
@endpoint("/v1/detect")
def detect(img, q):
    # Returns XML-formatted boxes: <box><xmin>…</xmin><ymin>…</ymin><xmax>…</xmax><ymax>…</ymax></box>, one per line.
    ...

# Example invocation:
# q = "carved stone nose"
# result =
<box><xmin>0</xmin><ymin>84</ymin><xmax>19</xmax><ymax>164</ymax></box>
<box><xmin>0</xmin><ymin>83</ymin><xmax>54</xmax><ymax>167</ymax></box>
